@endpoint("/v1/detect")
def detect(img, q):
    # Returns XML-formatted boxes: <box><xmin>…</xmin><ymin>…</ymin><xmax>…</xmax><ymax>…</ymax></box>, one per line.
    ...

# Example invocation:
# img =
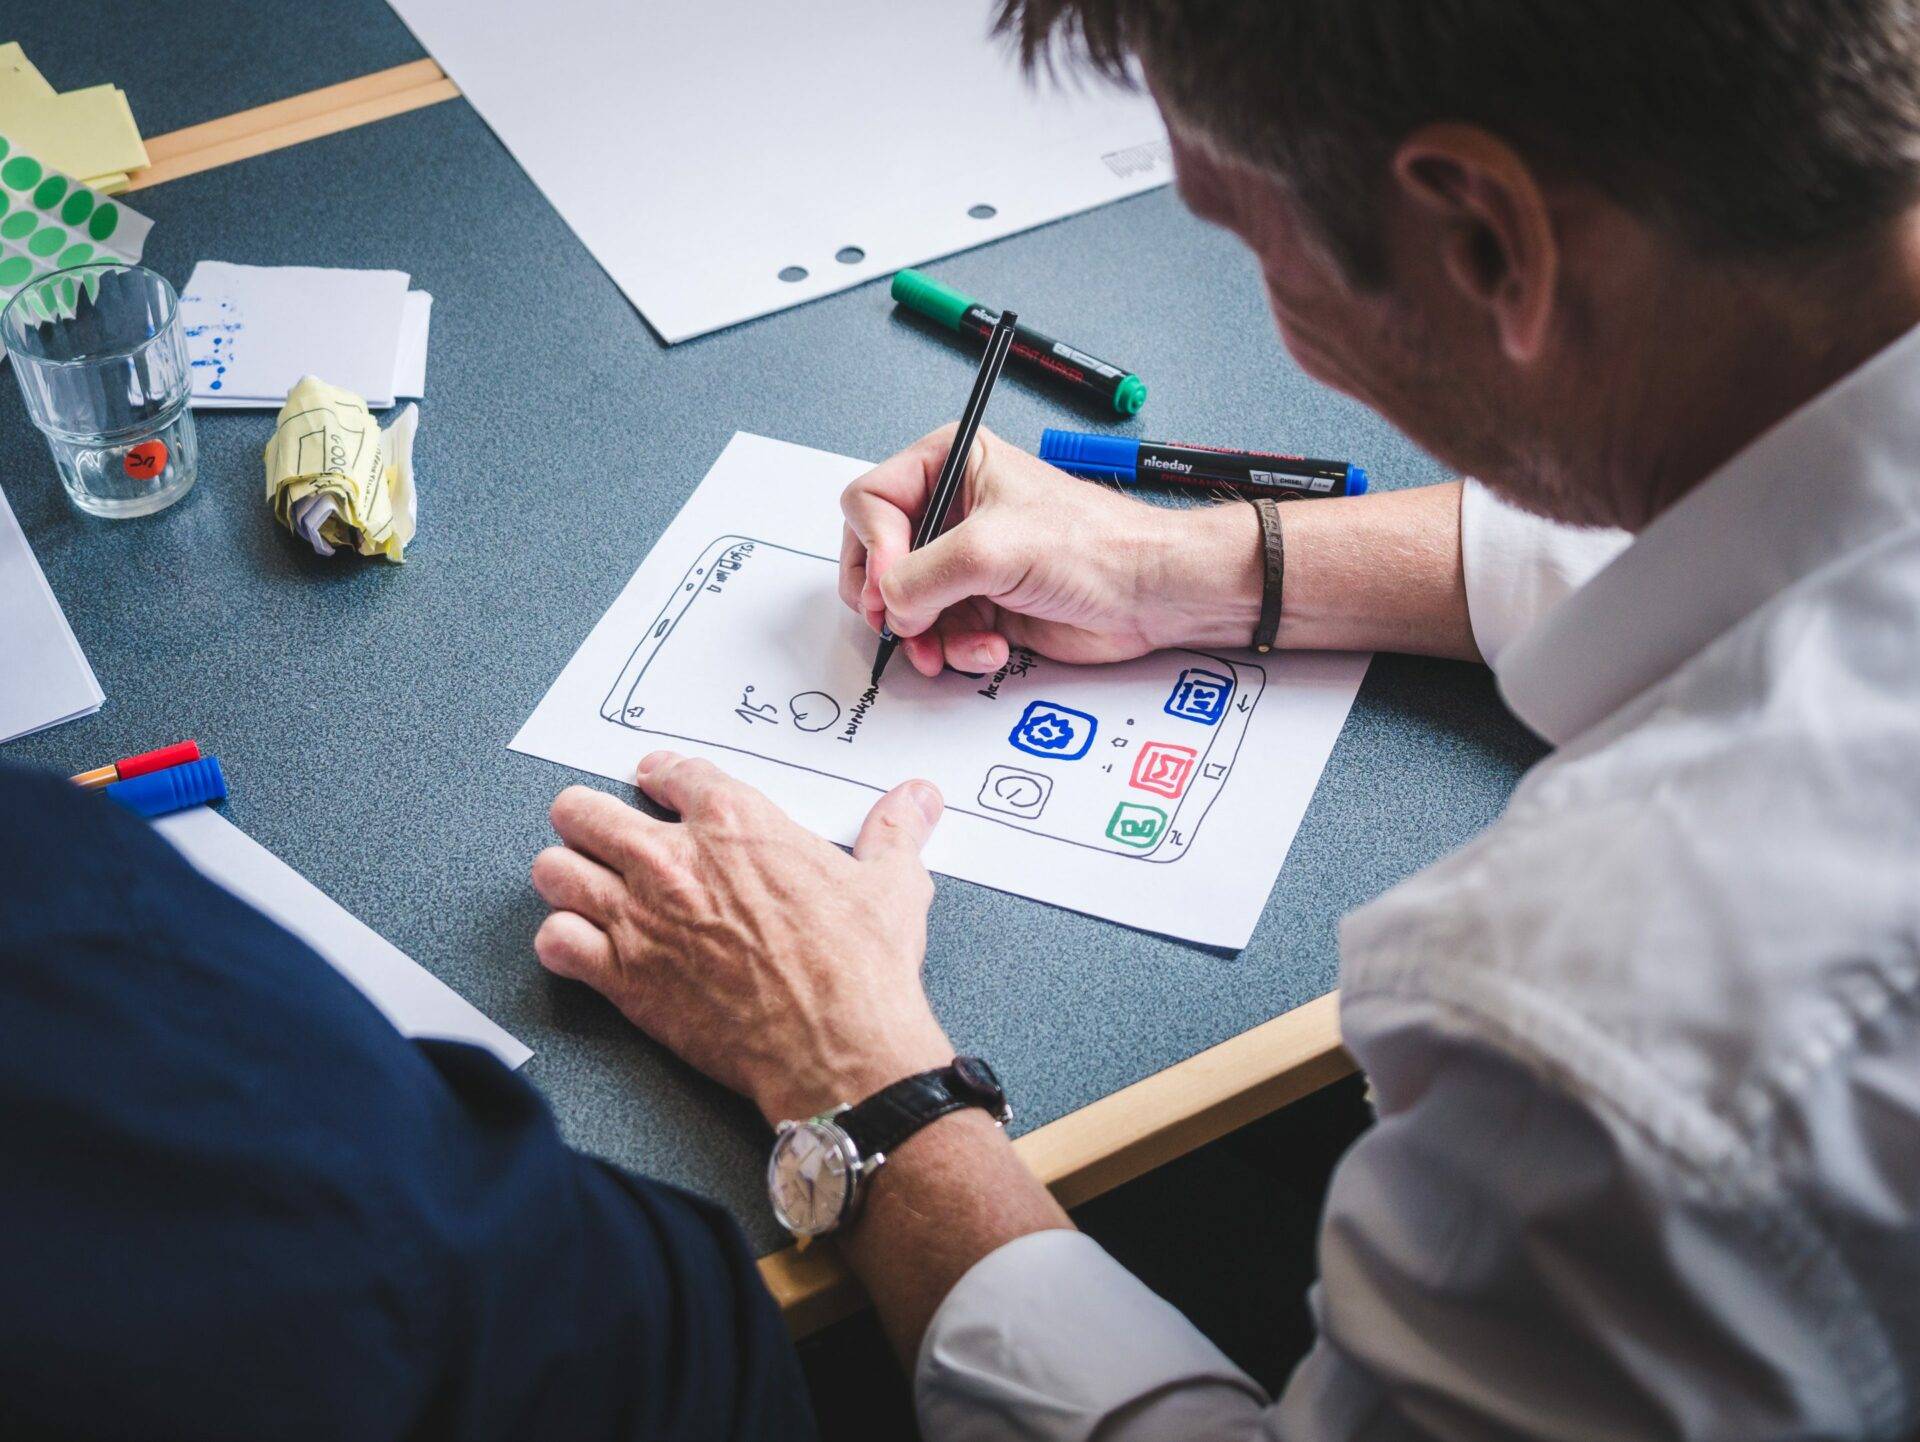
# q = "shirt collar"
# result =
<box><xmin>1499</xmin><ymin>320</ymin><xmax>1920</xmax><ymax>746</ymax></box>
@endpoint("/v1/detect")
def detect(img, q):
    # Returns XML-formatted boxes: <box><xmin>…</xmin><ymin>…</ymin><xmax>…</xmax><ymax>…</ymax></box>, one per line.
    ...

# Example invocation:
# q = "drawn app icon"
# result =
<box><xmin>1130</xmin><ymin>741</ymin><xmax>1197</xmax><ymax>799</ymax></box>
<box><xmin>1164</xmin><ymin>667</ymin><xmax>1233</xmax><ymax>725</ymax></box>
<box><xmin>978</xmin><ymin>765</ymin><xmax>1053</xmax><ymax>819</ymax></box>
<box><xmin>1008</xmin><ymin>700</ymin><xmax>1097</xmax><ymax>761</ymax></box>
<box><xmin>1106</xmin><ymin>801</ymin><xmax>1168</xmax><ymax>850</ymax></box>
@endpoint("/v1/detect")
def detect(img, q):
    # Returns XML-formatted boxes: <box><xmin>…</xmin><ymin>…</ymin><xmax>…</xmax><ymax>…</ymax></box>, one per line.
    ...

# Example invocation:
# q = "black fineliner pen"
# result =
<box><xmin>871</xmin><ymin>311</ymin><xmax>1019</xmax><ymax>688</ymax></box>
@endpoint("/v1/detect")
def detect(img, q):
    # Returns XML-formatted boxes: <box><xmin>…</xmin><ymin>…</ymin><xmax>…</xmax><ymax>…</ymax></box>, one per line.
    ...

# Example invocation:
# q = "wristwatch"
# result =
<box><xmin>767</xmin><ymin>1056</ymin><xmax>1011</xmax><ymax>1244</ymax></box>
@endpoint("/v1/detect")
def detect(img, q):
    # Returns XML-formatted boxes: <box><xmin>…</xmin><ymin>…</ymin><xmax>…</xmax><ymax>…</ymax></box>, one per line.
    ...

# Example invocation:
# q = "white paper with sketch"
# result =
<box><xmin>155</xmin><ymin>807</ymin><xmax>532</xmax><ymax>1068</ymax></box>
<box><xmin>512</xmin><ymin>434</ymin><xmax>1369</xmax><ymax>947</ymax></box>
<box><xmin>384</xmin><ymin>0</ymin><xmax>1172</xmax><ymax>342</ymax></box>
<box><xmin>0</xmin><ymin>483</ymin><xmax>102</xmax><ymax>743</ymax></box>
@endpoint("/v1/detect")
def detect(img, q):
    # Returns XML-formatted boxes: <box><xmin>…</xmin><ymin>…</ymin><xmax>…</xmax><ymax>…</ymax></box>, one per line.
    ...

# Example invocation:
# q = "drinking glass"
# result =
<box><xmin>2</xmin><ymin>263</ymin><xmax>197</xmax><ymax>518</ymax></box>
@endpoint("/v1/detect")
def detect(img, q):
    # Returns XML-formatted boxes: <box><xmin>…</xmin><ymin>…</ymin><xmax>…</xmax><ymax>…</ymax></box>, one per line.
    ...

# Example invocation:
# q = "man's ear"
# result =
<box><xmin>1392</xmin><ymin>123</ymin><xmax>1558</xmax><ymax>363</ymax></box>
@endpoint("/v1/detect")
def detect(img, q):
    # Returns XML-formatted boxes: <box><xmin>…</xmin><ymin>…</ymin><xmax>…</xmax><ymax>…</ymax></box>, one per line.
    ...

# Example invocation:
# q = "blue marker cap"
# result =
<box><xmin>105</xmin><ymin>755</ymin><xmax>228</xmax><ymax>818</ymax></box>
<box><xmin>1038</xmin><ymin>428</ymin><xmax>1140</xmax><ymax>481</ymax></box>
<box><xmin>1348</xmin><ymin>465</ymin><xmax>1370</xmax><ymax>496</ymax></box>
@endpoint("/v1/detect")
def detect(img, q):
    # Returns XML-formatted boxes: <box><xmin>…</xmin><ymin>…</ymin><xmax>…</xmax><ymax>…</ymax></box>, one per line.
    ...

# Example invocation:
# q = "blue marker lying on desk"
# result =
<box><xmin>97</xmin><ymin>755</ymin><xmax>228</xmax><ymax>819</ymax></box>
<box><xmin>1039</xmin><ymin>427</ymin><xmax>1369</xmax><ymax>499</ymax></box>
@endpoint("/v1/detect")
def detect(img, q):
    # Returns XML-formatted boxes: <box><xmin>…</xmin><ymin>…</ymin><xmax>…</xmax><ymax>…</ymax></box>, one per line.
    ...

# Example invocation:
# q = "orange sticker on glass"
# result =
<box><xmin>123</xmin><ymin>439</ymin><xmax>168</xmax><ymax>479</ymax></box>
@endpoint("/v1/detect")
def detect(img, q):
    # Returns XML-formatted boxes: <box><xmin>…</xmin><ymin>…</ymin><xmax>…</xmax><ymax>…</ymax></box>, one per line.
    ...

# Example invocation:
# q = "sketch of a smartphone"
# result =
<box><xmin>600</xmin><ymin>535</ymin><xmax>1264</xmax><ymax>862</ymax></box>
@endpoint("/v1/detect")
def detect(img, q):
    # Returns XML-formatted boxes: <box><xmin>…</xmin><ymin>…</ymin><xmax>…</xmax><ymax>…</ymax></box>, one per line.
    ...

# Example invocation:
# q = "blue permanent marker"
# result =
<box><xmin>1038</xmin><ymin>428</ymin><xmax>1368</xmax><ymax>499</ymax></box>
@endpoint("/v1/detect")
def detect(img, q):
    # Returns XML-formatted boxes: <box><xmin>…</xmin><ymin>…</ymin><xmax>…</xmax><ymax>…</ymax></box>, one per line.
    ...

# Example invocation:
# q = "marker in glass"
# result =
<box><xmin>1038</xmin><ymin>428</ymin><xmax>1368</xmax><ymax>499</ymax></box>
<box><xmin>890</xmin><ymin>269</ymin><xmax>1147</xmax><ymax>416</ymax></box>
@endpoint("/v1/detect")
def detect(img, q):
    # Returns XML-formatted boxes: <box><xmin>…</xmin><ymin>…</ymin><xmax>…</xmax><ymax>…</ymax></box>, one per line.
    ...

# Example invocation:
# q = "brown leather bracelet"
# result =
<box><xmin>1250</xmin><ymin>497</ymin><xmax>1285</xmax><ymax>652</ymax></box>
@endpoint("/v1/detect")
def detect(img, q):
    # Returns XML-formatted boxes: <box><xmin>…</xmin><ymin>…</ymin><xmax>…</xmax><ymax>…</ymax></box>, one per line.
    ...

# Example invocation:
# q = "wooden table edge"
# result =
<box><xmin>760</xmin><ymin>990</ymin><xmax>1352</xmax><ymax>1337</ymax></box>
<box><xmin>129</xmin><ymin>60</ymin><xmax>459</xmax><ymax>192</ymax></box>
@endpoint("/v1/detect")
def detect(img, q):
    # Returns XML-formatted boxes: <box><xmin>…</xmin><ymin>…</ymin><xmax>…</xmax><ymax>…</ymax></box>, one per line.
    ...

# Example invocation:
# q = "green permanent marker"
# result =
<box><xmin>891</xmin><ymin>268</ymin><xmax>1147</xmax><ymax>416</ymax></box>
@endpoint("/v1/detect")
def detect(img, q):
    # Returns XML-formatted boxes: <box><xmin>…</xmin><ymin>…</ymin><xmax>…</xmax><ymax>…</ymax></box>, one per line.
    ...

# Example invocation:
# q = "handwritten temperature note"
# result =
<box><xmin>510</xmin><ymin>433</ymin><xmax>1370</xmax><ymax>947</ymax></box>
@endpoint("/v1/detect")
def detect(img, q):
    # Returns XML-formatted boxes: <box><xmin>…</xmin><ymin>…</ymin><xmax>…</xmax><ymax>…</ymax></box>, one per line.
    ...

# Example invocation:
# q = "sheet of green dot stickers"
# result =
<box><xmin>0</xmin><ymin>136</ymin><xmax>150</xmax><ymax>299</ymax></box>
<box><xmin>511</xmin><ymin>433</ymin><xmax>1371</xmax><ymax>948</ymax></box>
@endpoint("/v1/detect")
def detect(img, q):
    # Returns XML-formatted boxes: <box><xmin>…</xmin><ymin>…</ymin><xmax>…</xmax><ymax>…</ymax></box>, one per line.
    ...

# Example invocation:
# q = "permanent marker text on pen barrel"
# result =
<box><xmin>890</xmin><ymin>269</ymin><xmax>1147</xmax><ymax>416</ymax></box>
<box><xmin>1037</xmin><ymin>429</ymin><xmax>1370</xmax><ymax>499</ymax></box>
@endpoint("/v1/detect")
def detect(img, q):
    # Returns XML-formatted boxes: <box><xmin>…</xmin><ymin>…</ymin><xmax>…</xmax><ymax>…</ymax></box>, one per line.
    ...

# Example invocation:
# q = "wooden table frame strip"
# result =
<box><xmin>130</xmin><ymin>60</ymin><xmax>460</xmax><ymax>192</ymax></box>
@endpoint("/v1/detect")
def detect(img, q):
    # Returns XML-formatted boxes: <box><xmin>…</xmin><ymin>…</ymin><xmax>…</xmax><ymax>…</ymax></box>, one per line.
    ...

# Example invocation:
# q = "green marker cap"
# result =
<box><xmin>891</xmin><ymin>267</ymin><xmax>976</xmax><ymax>332</ymax></box>
<box><xmin>1113</xmin><ymin>374</ymin><xmax>1147</xmax><ymax>416</ymax></box>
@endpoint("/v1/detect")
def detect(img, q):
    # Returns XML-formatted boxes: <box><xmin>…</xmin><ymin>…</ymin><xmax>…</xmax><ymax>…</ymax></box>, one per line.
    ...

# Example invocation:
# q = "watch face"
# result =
<box><xmin>768</xmin><ymin>1118</ymin><xmax>856</xmax><ymax>1237</ymax></box>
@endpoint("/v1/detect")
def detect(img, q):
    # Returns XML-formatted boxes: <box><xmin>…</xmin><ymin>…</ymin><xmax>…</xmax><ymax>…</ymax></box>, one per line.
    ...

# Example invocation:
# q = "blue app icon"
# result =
<box><xmin>1163</xmin><ymin>667</ymin><xmax>1233</xmax><ymax>725</ymax></box>
<box><xmin>1008</xmin><ymin>700</ymin><xmax>1097</xmax><ymax>761</ymax></box>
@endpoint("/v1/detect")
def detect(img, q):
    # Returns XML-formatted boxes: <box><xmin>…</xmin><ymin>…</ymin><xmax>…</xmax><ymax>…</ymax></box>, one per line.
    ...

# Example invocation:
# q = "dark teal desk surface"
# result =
<box><xmin>5</xmin><ymin>2</ymin><xmax>425</xmax><ymax>138</ymax></box>
<box><xmin>0</xmin><ymin>95</ymin><xmax>1543</xmax><ymax>1253</ymax></box>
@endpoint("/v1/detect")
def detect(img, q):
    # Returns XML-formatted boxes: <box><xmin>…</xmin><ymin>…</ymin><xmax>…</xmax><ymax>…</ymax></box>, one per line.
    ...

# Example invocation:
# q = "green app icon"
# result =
<box><xmin>1105</xmin><ymin>801</ymin><xmax>1168</xmax><ymax>849</ymax></box>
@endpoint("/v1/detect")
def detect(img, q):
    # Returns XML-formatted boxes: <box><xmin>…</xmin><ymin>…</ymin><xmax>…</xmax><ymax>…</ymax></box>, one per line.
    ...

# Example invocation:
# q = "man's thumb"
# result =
<box><xmin>853</xmin><ymin>780</ymin><xmax>944</xmax><ymax>867</ymax></box>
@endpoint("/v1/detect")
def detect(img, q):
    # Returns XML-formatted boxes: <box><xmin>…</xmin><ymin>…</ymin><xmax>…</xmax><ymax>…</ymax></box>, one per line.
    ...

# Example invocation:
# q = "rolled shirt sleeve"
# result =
<box><xmin>916</xmin><ymin>1230</ymin><xmax>1271</xmax><ymax>1442</ymax></box>
<box><xmin>1458</xmin><ymin>479</ymin><xmax>1629</xmax><ymax>668</ymax></box>
<box><xmin>916</xmin><ymin>989</ymin><xmax>1863</xmax><ymax>1442</ymax></box>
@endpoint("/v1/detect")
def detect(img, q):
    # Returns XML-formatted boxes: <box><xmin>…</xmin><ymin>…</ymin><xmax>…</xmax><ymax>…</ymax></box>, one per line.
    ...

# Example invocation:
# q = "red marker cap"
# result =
<box><xmin>116</xmin><ymin>740</ymin><xmax>202</xmax><ymax>779</ymax></box>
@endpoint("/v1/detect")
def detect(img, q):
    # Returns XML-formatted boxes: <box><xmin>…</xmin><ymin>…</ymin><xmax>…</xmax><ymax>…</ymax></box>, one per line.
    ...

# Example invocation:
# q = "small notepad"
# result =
<box><xmin>181</xmin><ymin>262</ymin><xmax>427</xmax><ymax>410</ymax></box>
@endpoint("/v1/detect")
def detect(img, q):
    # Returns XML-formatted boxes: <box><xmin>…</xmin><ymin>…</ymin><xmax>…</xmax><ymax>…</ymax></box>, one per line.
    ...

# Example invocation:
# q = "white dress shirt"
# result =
<box><xmin>917</xmin><ymin>323</ymin><xmax>1920</xmax><ymax>1441</ymax></box>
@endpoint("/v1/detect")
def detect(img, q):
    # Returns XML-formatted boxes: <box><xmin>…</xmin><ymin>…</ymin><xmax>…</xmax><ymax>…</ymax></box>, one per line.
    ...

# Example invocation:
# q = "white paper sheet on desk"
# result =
<box><xmin>181</xmin><ymin>262</ymin><xmax>412</xmax><ymax>408</ymax></box>
<box><xmin>155</xmin><ymin>807</ymin><xmax>532</xmax><ymax>1068</ymax></box>
<box><xmin>384</xmin><ymin>0</ymin><xmax>1173</xmax><ymax>343</ymax></box>
<box><xmin>511</xmin><ymin>434</ymin><xmax>1369</xmax><ymax>948</ymax></box>
<box><xmin>0</xmin><ymin>484</ymin><xmax>103</xmax><ymax>743</ymax></box>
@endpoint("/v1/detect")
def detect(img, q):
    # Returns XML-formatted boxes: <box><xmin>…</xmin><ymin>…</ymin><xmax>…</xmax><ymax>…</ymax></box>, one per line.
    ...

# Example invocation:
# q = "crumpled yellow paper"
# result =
<box><xmin>264</xmin><ymin>376</ymin><xmax>418</xmax><ymax>562</ymax></box>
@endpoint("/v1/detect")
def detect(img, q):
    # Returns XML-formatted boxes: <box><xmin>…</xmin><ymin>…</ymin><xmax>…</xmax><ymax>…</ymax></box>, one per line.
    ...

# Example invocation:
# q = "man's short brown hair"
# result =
<box><xmin>999</xmin><ymin>0</ymin><xmax>1920</xmax><ymax>283</ymax></box>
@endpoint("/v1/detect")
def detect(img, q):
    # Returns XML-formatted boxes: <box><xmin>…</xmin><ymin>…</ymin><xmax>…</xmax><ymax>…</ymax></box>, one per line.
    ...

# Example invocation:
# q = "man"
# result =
<box><xmin>0</xmin><ymin>763</ymin><xmax>814</xmax><ymax>1441</ymax></box>
<box><xmin>528</xmin><ymin>1</ymin><xmax>1920</xmax><ymax>1438</ymax></box>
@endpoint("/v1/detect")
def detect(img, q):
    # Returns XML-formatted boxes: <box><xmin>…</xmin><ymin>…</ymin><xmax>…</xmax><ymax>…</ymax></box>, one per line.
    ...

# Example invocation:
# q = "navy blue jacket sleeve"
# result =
<box><xmin>0</xmin><ymin>765</ymin><xmax>814</xmax><ymax>1442</ymax></box>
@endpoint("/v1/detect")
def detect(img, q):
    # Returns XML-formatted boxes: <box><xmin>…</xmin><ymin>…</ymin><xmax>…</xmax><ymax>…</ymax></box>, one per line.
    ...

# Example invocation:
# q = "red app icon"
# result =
<box><xmin>1130</xmin><ymin>741</ymin><xmax>1197</xmax><ymax>799</ymax></box>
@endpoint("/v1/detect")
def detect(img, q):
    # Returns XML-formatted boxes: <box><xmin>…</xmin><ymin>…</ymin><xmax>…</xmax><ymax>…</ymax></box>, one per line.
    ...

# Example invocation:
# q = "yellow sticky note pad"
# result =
<box><xmin>0</xmin><ymin>42</ymin><xmax>54</xmax><ymax>101</ymax></box>
<box><xmin>0</xmin><ymin>84</ymin><xmax>148</xmax><ymax>180</ymax></box>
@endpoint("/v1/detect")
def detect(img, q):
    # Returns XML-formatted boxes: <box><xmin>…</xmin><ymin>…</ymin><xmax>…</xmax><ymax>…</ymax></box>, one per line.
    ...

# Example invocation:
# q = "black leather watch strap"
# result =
<box><xmin>838</xmin><ymin>1057</ymin><xmax>1009</xmax><ymax>1161</ymax></box>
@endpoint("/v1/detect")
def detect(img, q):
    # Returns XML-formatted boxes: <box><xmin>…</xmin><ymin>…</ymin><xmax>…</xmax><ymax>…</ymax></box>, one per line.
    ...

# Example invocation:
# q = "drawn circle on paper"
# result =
<box><xmin>32</xmin><ymin>174</ymin><xmax>67</xmax><ymax>210</ymax></box>
<box><xmin>27</xmin><ymin>225</ymin><xmax>65</xmax><ymax>258</ymax></box>
<box><xmin>967</xmin><ymin>203</ymin><xmax>997</xmax><ymax>220</ymax></box>
<box><xmin>0</xmin><ymin>210</ymin><xmax>36</xmax><ymax>240</ymax></box>
<box><xmin>88</xmin><ymin>203</ymin><xmax>120</xmax><ymax>241</ymax></box>
<box><xmin>789</xmin><ymin>691</ymin><xmax>842</xmax><ymax>732</ymax></box>
<box><xmin>123</xmin><ymin>439</ymin><xmax>168</xmax><ymax>479</ymax></box>
<box><xmin>0</xmin><ymin>135</ymin><xmax>8</xmax><ymax>161</ymax></box>
<box><xmin>59</xmin><ymin>242</ymin><xmax>93</xmax><ymax>268</ymax></box>
<box><xmin>777</xmin><ymin>265</ymin><xmax>808</xmax><ymax>282</ymax></box>
<box><xmin>0</xmin><ymin>189</ymin><xmax>8</xmax><ymax>215</ymax></box>
<box><xmin>57</xmin><ymin>276</ymin><xmax>76</xmax><ymax>310</ymax></box>
<box><xmin>0</xmin><ymin>256</ymin><xmax>30</xmax><ymax>287</ymax></box>
<box><xmin>993</xmin><ymin>773</ymin><xmax>1044</xmax><ymax>808</ymax></box>
<box><xmin>61</xmin><ymin>189</ymin><xmax>94</xmax><ymax>226</ymax></box>
<box><xmin>1</xmin><ymin>154</ymin><xmax>41</xmax><ymax>190</ymax></box>
<box><xmin>834</xmin><ymin>246</ymin><xmax>865</xmax><ymax>265</ymax></box>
